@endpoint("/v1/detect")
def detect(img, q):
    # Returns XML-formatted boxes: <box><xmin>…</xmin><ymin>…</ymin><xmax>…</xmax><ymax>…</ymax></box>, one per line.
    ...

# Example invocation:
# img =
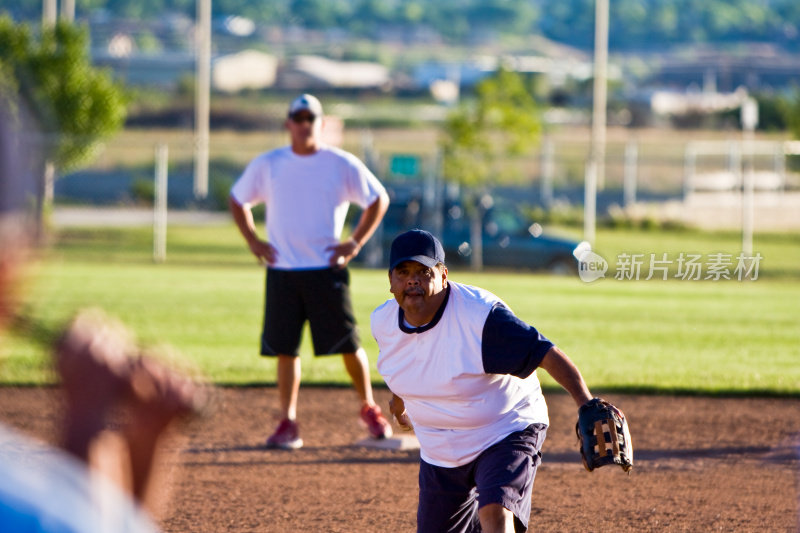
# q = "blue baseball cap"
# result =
<box><xmin>389</xmin><ymin>229</ymin><xmax>445</xmax><ymax>271</ymax></box>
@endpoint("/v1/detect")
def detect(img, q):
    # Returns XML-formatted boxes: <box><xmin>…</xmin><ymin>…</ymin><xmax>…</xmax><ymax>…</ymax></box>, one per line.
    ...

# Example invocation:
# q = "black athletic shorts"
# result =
<box><xmin>416</xmin><ymin>423</ymin><xmax>547</xmax><ymax>533</ymax></box>
<box><xmin>261</xmin><ymin>267</ymin><xmax>360</xmax><ymax>357</ymax></box>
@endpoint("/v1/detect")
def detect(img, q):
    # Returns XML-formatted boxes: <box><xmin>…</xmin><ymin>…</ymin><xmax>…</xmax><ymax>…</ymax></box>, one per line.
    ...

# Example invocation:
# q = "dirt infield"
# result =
<box><xmin>1</xmin><ymin>386</ymin><xmax>798</xmax><ymax>532</ymax></box>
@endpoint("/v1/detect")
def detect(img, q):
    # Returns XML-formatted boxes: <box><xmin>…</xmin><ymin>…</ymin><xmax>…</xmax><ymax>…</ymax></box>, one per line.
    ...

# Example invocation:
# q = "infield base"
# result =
<box><xmin>355</xmin><ymin>434</ymin><xmax>420</xmax><ymax>450</ymax></box>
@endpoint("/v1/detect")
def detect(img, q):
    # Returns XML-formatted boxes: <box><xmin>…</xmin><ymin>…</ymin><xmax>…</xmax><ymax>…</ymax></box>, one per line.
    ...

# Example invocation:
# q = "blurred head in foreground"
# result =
<box><xmin>0</xmin><ymin>90</ymin><xmax>40</xmax><ymax>330</ymax></box>
<box><xmin>0</xmin><ymin>90</ymin><xmax>207</xmax><ymax>528</ymax></box>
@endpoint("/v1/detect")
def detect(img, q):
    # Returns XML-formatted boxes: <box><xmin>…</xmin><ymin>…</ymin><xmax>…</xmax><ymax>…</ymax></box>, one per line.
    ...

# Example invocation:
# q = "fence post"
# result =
<box><xmin>540</xmin><ymin>138</ymin><xmax>554</xmax><ymax>208</ymax></box>
<box><xmin>729</xmin><ymin>140</ymin><xmax>742</xmax><ymax>190</ymax></box>
<box><xmin>584</xmin><ymin>159</ymin><xmax>597</xmax><ymax>245</ymax></box>
<box><xmin>623</xmin><ymin>141</ymin><xmax>638</xmax><ymax>207</ymax></box>
<box><xmin>775</xmin><ymin>142</ymin><xmax>786</xmax><ymax>193</ymax></box>
<box><xmin>153</xmin><ymin>143</ymin><xmax>168</xmax><ymax>263</ymax></box>
<box><xmin>683</xmin><ymin>143</ymin><xmax>696</xmax><ymax>198</ymax></box>
<box><xmin>740</xmin><ymin>97</ymin><xmax>758</xmax><ymax>256</ymax></box>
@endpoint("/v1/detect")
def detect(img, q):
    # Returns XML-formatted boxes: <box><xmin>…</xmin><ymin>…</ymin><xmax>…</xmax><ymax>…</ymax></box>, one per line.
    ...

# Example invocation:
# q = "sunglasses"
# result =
<box><xmin>289</xmin><ymin>113</ymin><xmax>317</xmax><ymax>124</ymax></box>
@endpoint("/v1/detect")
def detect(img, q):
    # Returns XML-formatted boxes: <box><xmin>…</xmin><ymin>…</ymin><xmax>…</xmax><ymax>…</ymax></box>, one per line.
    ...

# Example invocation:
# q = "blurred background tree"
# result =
<box><xmin>0</xmin><ymin>16</ymin><xmax>127</xmax><ymax>235</ymax></box>
<box><xmin>440</xmin><ymin>66</ymin><xmax>541</xmax><ymax>270</ymax></box>
<box><xmin>6</xmin><ymin>0</ymin><xmax>799</xmax><ymax>51</ymax></box>
<box><xmin>787</xmin><ymin>89</ymin><xmax>800</xmax><ymax>172</ymax></box>
<box><xmin>789</xmin><ymin>89</ymin><xmax>800</xmax><ymax>139</ymax></box>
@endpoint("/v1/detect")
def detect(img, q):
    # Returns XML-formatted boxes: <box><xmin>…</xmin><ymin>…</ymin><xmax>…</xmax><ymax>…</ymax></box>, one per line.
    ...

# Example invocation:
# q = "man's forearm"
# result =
<box><xmin>349</xmin><ymin>191</ymin><xmax>389</xmax><ymax>247</ymax></box>
<box><xmin>228</xmin><ymin>195</ymin><xmax>259</xmax><ymax>244</ymax></box>
<box><xmin>539</xmin><ymin>347</ymin><xmax>593</xmax><ymax>407</ymax></box>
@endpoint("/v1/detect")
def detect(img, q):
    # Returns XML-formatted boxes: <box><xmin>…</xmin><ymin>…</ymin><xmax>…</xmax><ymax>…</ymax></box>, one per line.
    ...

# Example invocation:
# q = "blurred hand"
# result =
<box><xmin>56</xmin><ymin>310</ymin><xmax>208</xmax><ymax>460</ymax></box>
<box><xmin>248</xmin><ymin>239</ymin><xmax>278</xmax><ymax>265</ymax></box>
<box><xmin>131</xmin><ymin>352</ymin><xmax>206</xmax><ymax>420</ymax></box>
<box><xmin>56</xmin><ymin>310</ymin><xmax>133</xmax><ymax>415</ymax></box>
<box><xmin>326</xmin><ymin>238</ymin><xmax>361</xmax><ymax>268</ymax></box>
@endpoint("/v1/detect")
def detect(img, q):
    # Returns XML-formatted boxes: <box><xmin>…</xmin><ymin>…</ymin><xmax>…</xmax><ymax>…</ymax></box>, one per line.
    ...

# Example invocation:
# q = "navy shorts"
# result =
<box><xmin>261</xmin><ymin>267</ymin><xmax>360</xmax><ymax>356</ymax></box>
<box><xmin>417</xmin><ymin>423</ymin><xmax>547</xmax><ymax>533</ymax></box>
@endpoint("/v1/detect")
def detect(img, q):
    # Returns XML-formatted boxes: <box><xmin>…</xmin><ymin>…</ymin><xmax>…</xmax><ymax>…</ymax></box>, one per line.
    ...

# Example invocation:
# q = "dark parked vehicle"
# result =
<box><xmin>365</xmin><ymin>188</ymin><xmax>582</xmax><ymax>273</ymax></box>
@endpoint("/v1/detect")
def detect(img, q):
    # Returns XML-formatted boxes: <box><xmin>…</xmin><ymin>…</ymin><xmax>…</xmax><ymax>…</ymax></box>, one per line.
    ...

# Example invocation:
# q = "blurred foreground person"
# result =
<box><xmin>0</xmin><ymin>87</ymin><xmax>205</xmax><ymax>532</ymax></box>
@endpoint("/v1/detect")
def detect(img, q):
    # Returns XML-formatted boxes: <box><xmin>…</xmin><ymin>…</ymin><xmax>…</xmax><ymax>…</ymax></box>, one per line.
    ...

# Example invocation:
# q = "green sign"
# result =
<box><xmin>389</xmin><ymin>154</ymin><xmax>420</xmax><ymax>177</ymax></box>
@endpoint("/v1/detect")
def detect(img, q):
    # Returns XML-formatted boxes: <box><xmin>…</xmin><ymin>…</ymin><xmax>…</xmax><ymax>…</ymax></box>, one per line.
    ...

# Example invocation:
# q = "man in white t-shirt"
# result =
<box><xmin>372</xmin><ymin>229</ymin><xmax>600</xmax><ymax>533</ymax></box>
<box><xmin>229</xmin><ymin>94</ymin><xmax>392</xmax><ymax>449</ymax></box>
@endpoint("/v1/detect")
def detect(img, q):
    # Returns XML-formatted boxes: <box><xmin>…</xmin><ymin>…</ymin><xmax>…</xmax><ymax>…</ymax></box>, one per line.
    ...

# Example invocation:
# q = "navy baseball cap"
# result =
<box><xmin>288</xmin><ymin>93</ymin><xmax>323</xmax><ymax>117</ymax></box>
<box><xmin>389</xmin><ymin>229</ymin><xmax>445</xmax><ymax>271</ymax></box>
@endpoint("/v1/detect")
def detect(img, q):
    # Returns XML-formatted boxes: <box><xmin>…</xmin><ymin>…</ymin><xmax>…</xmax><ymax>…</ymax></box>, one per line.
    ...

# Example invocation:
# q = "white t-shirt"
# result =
<box><xmin>371</xmin><ymin>282</ymin><xmax>552</xmax><ymax>467</ymax></box>
<box><xmin>230</xmin><ymin>145</ymin><xmax>386</xmax><ymax>270</ymax></box>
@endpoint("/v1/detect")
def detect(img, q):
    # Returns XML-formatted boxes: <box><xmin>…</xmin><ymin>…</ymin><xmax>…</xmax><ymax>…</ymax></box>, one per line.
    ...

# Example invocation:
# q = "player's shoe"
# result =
<box><xmin>265</xmin><ymin>418</ymin><xmax>303</xmax><ymax>450</ymax></box>
<box><xmin>360</xmin><ymin>404</ymin><xmax>393</xmax><ymax>439</ymax></box>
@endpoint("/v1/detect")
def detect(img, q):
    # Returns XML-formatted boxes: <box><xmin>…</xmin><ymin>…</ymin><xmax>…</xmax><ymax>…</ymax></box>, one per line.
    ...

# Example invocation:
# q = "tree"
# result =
<box><xmin>288</xmin><ymin>0</ymin><xmax>350</xmax><ymax>29</ymax></box>
<box><xmin>787</xmin><ymin>89</ymin><xmax>800</xmax><ymax>173</ymax></box>
<box><xmin>440</xmin><ymin>66</ymin><xmax>541</xmax><ymax>270</ymax></box>
<box><xmin>789</xmin><ymin>89</ymin><xmax>800</xmax><ymax>140</ymax></box>
<box><xmin>0</xmin><ymin>17</ymin><xmax>127</xmax><ymax>234</ymax></box>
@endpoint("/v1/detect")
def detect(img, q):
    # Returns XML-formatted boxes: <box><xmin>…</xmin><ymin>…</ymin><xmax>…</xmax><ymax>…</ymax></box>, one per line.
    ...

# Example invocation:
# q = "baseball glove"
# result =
<box><xmin>576</xmin><ymin>397</ymin><xmax>633</xmax><ymax>473</ymax></box>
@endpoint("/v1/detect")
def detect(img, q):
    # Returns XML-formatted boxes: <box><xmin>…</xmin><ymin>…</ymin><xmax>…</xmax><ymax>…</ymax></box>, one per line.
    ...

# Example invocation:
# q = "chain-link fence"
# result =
<box><xmin>53</xmin><ymin>127</ymin><xmax>800</xmax><ymax>229</ymax></box>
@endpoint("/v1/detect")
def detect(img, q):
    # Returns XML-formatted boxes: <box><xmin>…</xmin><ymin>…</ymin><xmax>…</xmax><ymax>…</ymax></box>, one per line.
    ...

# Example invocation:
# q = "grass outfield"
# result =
<box><xmin>2</xmin><ymin>223</ymin><xmax>798</xmax><ymax>395</ymax></box>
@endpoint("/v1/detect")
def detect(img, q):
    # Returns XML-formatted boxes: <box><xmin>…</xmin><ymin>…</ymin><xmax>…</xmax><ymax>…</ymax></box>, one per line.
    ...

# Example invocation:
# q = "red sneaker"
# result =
<box><xmin>265</xmin><ymin>418</ymin><xmax>303</xmax><ymax>450</ymax></box>
<box><xmin>360</xmin><ymin>405</ymin><xmax>393</xmax><ymax>439</ymax></box>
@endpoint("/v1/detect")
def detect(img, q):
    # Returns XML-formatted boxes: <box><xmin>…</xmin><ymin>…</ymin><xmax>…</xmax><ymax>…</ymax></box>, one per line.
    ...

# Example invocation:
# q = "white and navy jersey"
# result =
<box><xmin>371</xmin><ymin>281</ymin><xmax>553</xmax><ymax>467</ymax></box>
<box><xmin>230</xmin><ymin>145</ymin><xmax>386</xmax><ymax>270</ymax></box>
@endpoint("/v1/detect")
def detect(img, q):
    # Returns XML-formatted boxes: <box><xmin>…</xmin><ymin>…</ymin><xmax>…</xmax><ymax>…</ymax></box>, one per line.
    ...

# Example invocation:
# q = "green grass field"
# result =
<box><xmin>3</xmin><ymin>223</ymin><xmax>799</xmax><ymax>396</ymax></box>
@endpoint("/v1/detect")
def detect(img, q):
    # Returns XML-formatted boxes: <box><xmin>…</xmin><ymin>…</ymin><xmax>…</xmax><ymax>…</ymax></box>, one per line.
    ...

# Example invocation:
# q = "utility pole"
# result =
<box><xmin>585</xmin><ymin>0</ymin><xmax>608</xmax><ymax>245</ymax></box>
<box><xmin>194</xmin><ymin>0</ymin><xmax>211</xmax><ymax>199</ymax></box>
<box><xmin>61</xmin><ymin>0</ymin><xmax>75</xmax><ymax>22</ymax></box>
<box><xmin>42</xmin><ymin>0</ymin><xmax>57</xmax><ymax>26</ymax></box>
